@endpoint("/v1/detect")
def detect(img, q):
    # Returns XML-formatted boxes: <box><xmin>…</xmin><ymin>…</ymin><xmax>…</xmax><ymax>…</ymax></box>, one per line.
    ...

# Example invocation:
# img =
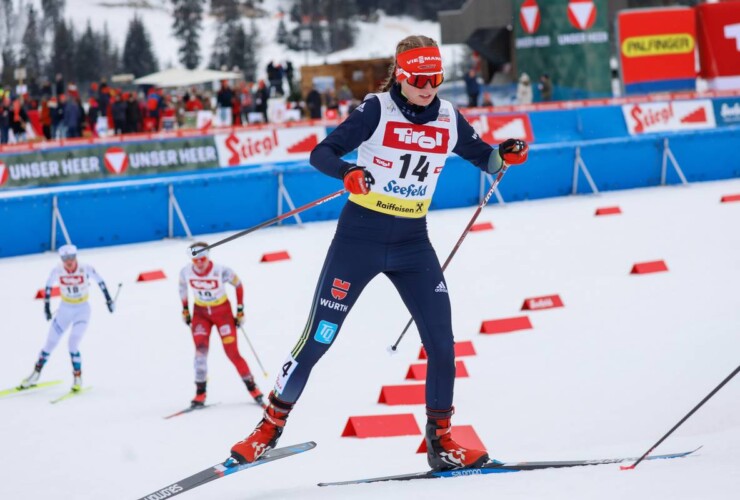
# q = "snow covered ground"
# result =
<box><xmin>1</xmin><ymin>177</ymin><xmax>739</xmax><ymax>499</ymax></box>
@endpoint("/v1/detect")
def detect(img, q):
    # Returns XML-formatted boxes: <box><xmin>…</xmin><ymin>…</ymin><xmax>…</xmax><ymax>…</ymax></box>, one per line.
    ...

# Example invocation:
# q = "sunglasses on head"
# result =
<box><xmin>406</xmin><ymin>72</ymin><xmax>445</xmax><ymax>89</ymax></box>
<box><xmin>61</xmin><ymin>255</ymin><xmax>76</xmax><ymax>261</ymax></box>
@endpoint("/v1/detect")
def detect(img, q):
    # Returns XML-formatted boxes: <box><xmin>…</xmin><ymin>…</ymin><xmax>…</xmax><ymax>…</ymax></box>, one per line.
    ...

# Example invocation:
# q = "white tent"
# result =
<box><xmin>133</xmin><ymin>68</ymin><xmax>243</xmax><ymax>87</ymax></box>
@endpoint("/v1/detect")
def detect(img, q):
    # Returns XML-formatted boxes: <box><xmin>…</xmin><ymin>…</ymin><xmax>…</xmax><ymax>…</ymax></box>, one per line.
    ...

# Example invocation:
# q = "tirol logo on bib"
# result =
<box><xmin>189</xmin><ymin>279</ymin><xmax>219</xmax><ymax>290</ymax></box>
<box><xmin>382</xmin><ymin>121</ymin><xmax>449</xmax><ymax>154</ymax></box>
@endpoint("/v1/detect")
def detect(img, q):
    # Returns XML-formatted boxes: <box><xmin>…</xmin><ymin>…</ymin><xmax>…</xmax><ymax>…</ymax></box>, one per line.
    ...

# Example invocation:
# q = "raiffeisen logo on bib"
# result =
<box><xmin>383</xmin><ymin>121</ymin><xmax>449</xmax><ymax>153</ymax></box>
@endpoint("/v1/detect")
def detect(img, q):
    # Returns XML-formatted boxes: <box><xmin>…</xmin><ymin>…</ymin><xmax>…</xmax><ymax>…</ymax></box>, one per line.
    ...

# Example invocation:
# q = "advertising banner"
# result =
<box><xmin>696</xmin><ymin>2</ymin><xmax>740</xmax><ymax>90</ymax></box>
<box><xmin>513</xmin><ymin>0</ymin><xmax>611</xmax><ymax>99</ymax></box>
<box><xmin>617</xmin><ymin>7</ymin><xmax>696</xmax><ymax>94</ymax></box>
<box><xmin>214</xmin><ymin>125</ymin><xmax>327</xmax><ymax>167</ymax></box>
<box><xmin>0</xmin><ymin>136</ymin><xmax>218</xmax><ymax>189</ymax></box>
<box><xmin>622</xmin><ymin>99</ymin><xmax>716</xmax><ymax>135</ymax></box>
<box><xmin>464</xmin><ymin>113</ymin><xmax>535</xmax><ymax>144</ymax></box>
<box><xmin>713</xmin><ymin>97</ymin><xmax>740</xmax><ymax>127</ymax></box>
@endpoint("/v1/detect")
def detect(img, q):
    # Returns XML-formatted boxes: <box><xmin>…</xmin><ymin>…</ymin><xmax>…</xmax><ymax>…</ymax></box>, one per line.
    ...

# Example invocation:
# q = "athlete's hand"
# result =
<box><xmin>182</xmin><ymin>306</ymin><xmax>191</xmax><ymax>326</ymax></box>
<box><xmin>235</xmin><ymin>304</ymin><xmax>245</xmax><ymax>327</ymax></box>
<box><xmin>498</xmin><ymin>139</ymin><xmax>529</xmax><ymax>165</ymax></box>
<box><xmin>343</xmin><ymin>165</ymin><xmax>375</xmax><ymax>195</ymax></box>
<box><xmin>44</xmin><ymin>301</ymin><xmax>51</xmax><ymax>321</ymax></box>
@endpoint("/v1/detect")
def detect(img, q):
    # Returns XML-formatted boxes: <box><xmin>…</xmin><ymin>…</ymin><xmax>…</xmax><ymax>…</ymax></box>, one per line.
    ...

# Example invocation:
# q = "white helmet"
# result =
<box><xmin>188</xmin><ymin>242</ymin><xmax>209</xmax><ymax>259</ymax></box>
<box><xmin>58</xmin><ymin>244</ymin><xmax>78</xmax><ymax>260</ymax></box>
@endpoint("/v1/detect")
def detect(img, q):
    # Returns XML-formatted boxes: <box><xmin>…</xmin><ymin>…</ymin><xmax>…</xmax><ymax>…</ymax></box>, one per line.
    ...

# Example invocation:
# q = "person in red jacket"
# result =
<box><xmin>179</xmin><ymin>242</ymin><xmax>264</xmax><ymax>408</ymax></box>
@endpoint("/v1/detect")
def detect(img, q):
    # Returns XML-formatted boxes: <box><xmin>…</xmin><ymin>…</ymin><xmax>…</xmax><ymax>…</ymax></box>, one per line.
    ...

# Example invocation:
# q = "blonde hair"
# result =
<box><xmin>380</xmin><ymin>35</ymin><xmax>439</xmax><ymax>92</ymax></box>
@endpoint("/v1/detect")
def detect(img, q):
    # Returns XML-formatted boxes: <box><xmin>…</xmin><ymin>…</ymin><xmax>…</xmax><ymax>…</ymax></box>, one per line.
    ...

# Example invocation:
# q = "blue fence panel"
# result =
<box><xmin>57</xmin><ymin>183</ymin><xmax>170</xmax><ymax>248</ymax></box>
<box><xmin>0</xmin><ymin>194</ymin><xmax>52</xmax><ymax>255</ymax></box>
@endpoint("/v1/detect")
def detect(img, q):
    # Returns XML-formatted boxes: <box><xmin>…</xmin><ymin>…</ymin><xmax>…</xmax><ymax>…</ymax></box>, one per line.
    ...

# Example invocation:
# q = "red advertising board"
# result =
<box><xmin>621</xmin><ymin>99</ymin><xmax>716</xmax><ymax>135</ymax></box>
<box><xmin>617</xmin><ymin>7</ymin><xmax>696</xmax><ymax>94</ymax></box>
<box><xmin>463</xmin><ymin>113</ymin><xmax>535</xmax><ymax>144</ymax></box>
<box><xmin>696</xmin><ymin>2</ymin><xmax>740</xmax><ymax>89</ymax></box>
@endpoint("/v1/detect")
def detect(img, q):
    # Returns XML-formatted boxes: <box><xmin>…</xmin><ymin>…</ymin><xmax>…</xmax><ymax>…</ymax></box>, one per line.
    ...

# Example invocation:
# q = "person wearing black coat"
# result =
<box><xmin>305</xmin><ymin>88</ymin><xmax>322</xmax><ymax>119</ymax></box>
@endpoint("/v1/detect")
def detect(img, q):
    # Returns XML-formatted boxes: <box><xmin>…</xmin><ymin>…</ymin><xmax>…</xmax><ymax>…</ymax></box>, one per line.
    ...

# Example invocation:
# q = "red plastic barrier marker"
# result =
<box><xmin>416</xmin><ymin>425</ymin><xmax>486</xmax><ymax>453</ymax></box>
<box><xmin>720</xmin><ymin>194</ymin><xmax>740</xmax><ymax>203</ymax></box>
<box><xmin>630</xmin><ymin>260</ymin><xmax>668</xmax><ymax>275</ymax></box>
<box><xmin>341</xmin><ymin>413</ymin><xmax>421</xmax><ymax>438</ymax></box>
<box><xmin>378</xmin><ymin>384</ymin><xmax>426</xmax><ymax>405</ymax></box>
<box><xmin>470</xmin><ymin>222</ymin><xmax>494</xmax><ymax>232</ymax></box>
<box><xmin>595</xmin><ymin>206</ymin><xmax>622</xmax><ymax>216</ymax></box>
<box><xmin>521</xmin><ymin>294</ymin><xmax>564</xmax><ymax>311</ymax></box>
<box><xmin>419</xmin><ymin>340</ymin><xmax>476</xmax><ymax>360</ymax></box>
<box><xmin>480</xmin><ymin>316</ymin><xmax>532</xmax><ymax>334</ymax></box>
<box><xmin>137</xmin><ymin>270</ymin><xmax>167</xmax><ymax>282</ymax></box>
<box><xmin>260</xmin><ymin>251</ymin><xmax>290</xmax><ymax>263</ymax></box>
<box><xmin>406</xmin><ymin>360</ymin><xmax>469</xmax><ymax>381</ymax></box>
<box><xmin>35</xmin><ymin>287</ymin><xmax>60</xmax><ymax>299</ymax></box>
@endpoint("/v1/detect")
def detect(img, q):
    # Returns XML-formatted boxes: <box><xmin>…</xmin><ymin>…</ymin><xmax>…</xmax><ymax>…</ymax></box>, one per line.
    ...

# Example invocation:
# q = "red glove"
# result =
<box><xmin>343</xmin><ymin>166</ymin><xmax>375</xmax><ymax>195</ymax></box>
<box><xmin>498</xmin><ymin>139</ymin><xmax>529</xmax><ymax>165</ymax></box>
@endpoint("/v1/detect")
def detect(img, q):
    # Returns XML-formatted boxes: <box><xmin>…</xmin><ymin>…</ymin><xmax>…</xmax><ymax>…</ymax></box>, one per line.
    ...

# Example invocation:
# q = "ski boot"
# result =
<box><xmin>191</xmin><ymin>381</ymin><xmax>207</xmax><ymax>408</ymax></box>
<box><xmin>244</xmin><ymin>375</ymin><xmax>265</xmax><ymax>408</ymax></box>
<box><xmin>71</xmin><ymin>371</ymin><xmax>82</xmax><ymax>392</ymax></box>
<box><xmin>425</xmin><ymin>407</ymin><xmax>489</xmax><ymax>471</ymax></box>
<box><xmin>231</xmin><ymin>392</ymin><xmax>293</xmax><ymax>463</ymax></box>
<box><xmin>18</xmin><ymin>369</ymin><xmax>41</xmax><ymax>390</ymax></box>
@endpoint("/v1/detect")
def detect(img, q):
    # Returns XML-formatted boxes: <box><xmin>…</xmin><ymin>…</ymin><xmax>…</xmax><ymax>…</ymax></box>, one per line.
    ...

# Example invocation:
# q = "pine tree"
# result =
<box><xmin>243</xmin><ymin>19</ymin><xmax>259</xmax><ymax>81</ymax></box>
<box><xmin>75</xmin><ymin>21</ymin><xmax>101</xmax><ymax>85</ymax></box>
<box><xmin>1</xmin><ymin>44</ymin><xmax>15</xmax><ymax>87</ymax></box>
<box><xmin>41</xmin><ymin>0</ymin><xmax>66</xmax><ymax>39</ymax></box>
<box><xmin>122</xmin><ymin>15</ymin><xmax>159</xmax><ymax>77</ymax></box>
<box><xmin>276</xmin><ymin>17</ymin><xmax>287</xmax><ymax>44</ymax></box>
<box><xmin>21</xmin><ymin>5</ymin><xmax>43</xmax><ymax>81</ymax></box>
<box><xmin>228</xmin><ymin>18</ymin><xmax>258</xmax><ymax>79</ymax></box>
<box><xmin>1</xmin><ymin>0</ymin><xmax>14</xmax><ymax>46</ymax></box>
<box><xmin>49</xmin><ymin>19</ymin><xmax>75</xmax><ymax>84</ymax></box>
<box><xmin>208</xmin><ymin>0</ymin><xmax>240</xmax><ymax>70</ymax></box>
<box><xmin>99</xmin><ymin>23</ymin><xmax>118</xmax><ymax>79</ymax></box>
<box><xmin>172</xmin><ymin>0</ymin><xmax>204</xmax><ymax>70</ymax></box>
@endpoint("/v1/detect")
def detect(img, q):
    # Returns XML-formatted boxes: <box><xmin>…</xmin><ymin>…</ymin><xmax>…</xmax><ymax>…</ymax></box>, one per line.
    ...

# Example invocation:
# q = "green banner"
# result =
<box><xmin>0</xmin><ymin>136</ymin><xmax>219</xmax><ymax>189</ymax></box>
<box><xmin>513</xmin><ymin>0</ymin><xmax>611</xmax><ymax>98</ymax></box>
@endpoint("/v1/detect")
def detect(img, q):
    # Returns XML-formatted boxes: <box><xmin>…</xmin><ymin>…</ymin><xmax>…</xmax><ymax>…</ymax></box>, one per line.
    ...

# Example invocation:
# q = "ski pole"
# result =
<box><xmin>621</xmin><ymin>363</ymin><xmax>739</xmax><ymax>470</ymax></box>
<box><xmin>389</xmin><ymin>164</ymin><xmax>510</xmax><ymax>352</ymax></box>
<box><xmin>193</xmin><ymin>189</ymin><xmax>347</xmax><ymax>255</ymax></box>
<box><xmin>238</xmin><ymin>326</ymin><xmax>268</xmax><ymax>378</ymax></box>
<box><xmin>112</xmin><ymin>283</ymin><xmax>123</xmax><ymax>304</ymax></box>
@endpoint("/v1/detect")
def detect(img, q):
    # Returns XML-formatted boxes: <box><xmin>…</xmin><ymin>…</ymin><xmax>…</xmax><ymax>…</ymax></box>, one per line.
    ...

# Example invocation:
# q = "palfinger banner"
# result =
<box><xmin>617</xmin><ymin>7</ymin><xmax>697</xmax><ymax>95</ymax></box>
<box><xmin>696</xmin><ymin>2</ymin><xmax>740</xmax><ymax>90</ymax></box>
<box><xmin>513</xmin><ymin>0</ymin><xmax>612</xmax><ymax>99</ymax></box>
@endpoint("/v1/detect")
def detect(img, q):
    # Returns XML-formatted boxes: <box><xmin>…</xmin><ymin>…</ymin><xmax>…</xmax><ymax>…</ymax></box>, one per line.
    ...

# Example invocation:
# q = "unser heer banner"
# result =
<box><xmin>214</xmin><ymin>125</ymin><xmax>327</xmax><ymax>167</ymax></box>
<box><xmin>621</xmin><ymin>99</ymin><xmax>716</xmax><ymax>135</ymax></box>
<box><xmin>0</xmin><ymin>136</ymin><xmax>218</xmax><ymax>189</ymax></box>
<box><xmin>617</xmin><ymin>7</ymin><xmax>697</xmax><ymax>94</ymax></box>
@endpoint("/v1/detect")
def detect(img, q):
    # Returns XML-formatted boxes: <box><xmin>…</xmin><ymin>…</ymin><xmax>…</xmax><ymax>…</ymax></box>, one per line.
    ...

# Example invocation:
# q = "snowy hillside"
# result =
<box><xmin>1</xmin><ymin>177</ymin><xmax>739</xmax><ymax>499</ymax></box>
<box><xmin>60</xmin><ymin>0</ymin><xmax>465</xmax><ymax>81</ymax></box>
